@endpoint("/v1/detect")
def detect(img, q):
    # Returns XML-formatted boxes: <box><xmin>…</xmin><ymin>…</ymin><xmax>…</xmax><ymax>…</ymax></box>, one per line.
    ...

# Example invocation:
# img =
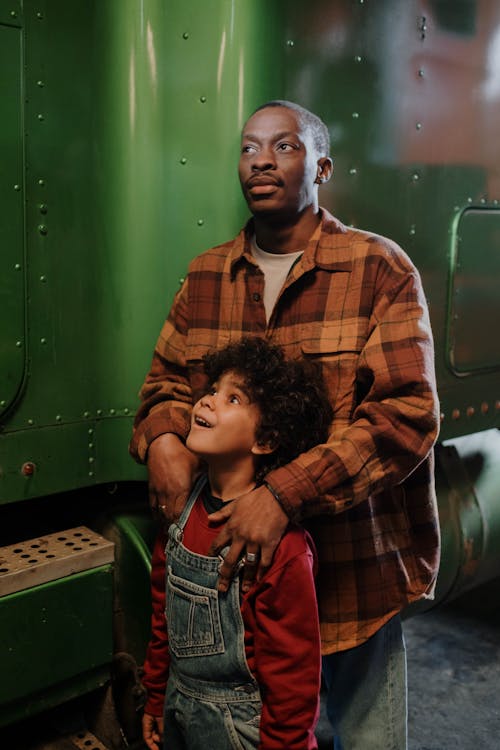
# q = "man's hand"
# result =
<box><xmin>147</xmin><ymin>433</ymin><xmax>200</xmax><ymax>523</ymax></box>
<box><xmin>142</xmin><ymin>712</ymin><xmax>164</xmax><ymax>750</ymax></box>
<box><xmin>208</xmin><ymin>484</ymin><xmax>289</xmax><ymax>593</ymax></box>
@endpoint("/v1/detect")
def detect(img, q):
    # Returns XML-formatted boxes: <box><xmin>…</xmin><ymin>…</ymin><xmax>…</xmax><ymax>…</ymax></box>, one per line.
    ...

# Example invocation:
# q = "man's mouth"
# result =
<box><xmin>246</xmin><ymin>175</ymin><xmax>282</xmax><ymax>194</ymax></box>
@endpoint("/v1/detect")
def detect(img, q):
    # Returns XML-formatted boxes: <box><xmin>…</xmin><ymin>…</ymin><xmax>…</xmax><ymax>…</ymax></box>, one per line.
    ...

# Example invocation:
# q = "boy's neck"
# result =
<box><xmin>207</xmin><ymin>460</ymin><xmax>256</xmax><ymax>502</ymax></box>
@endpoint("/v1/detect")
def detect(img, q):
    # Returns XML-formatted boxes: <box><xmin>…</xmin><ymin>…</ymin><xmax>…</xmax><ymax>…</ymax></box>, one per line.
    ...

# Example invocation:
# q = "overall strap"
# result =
<box><xmin>176</xmin><ymin>473</ymin><xmax>208</xmax><ymax>530</ymax></box>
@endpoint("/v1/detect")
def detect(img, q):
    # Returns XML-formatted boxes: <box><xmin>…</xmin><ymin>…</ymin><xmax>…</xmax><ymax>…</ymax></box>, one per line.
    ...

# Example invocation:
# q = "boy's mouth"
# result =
<box><xmin>194</xmin><ymin>415</ymin><xmax>212</xmax><ymax>428</ymax></box>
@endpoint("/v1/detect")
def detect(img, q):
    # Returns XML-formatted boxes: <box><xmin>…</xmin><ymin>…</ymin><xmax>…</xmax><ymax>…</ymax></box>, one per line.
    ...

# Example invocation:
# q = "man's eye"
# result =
<box><xmin>242</xmin><ymin>144</ymin><xmax>256</xmax><ymax>153</ymax></box>
<box><xmin>277</xmin><ymin>142</ymin><xmax>294</xmax><ymax>151</ymax></box>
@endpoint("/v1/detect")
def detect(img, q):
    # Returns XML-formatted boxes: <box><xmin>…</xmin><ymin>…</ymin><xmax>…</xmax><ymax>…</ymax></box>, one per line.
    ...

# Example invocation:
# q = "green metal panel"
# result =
<box><xmin>0</xmin><ymin>0</ymin><xmax>286</xmax><ymax>503</ymax></box>
<box><xmin>448</xmin><ymin>209</ymin><xmax>500</xmax><ymax>373</ymax></box>
<box><xmin>0</xmin><ymin>565</ymin><xmax>113</xmax><ymax>726</ymax></box>
<box><xmin>280</xmin><ymin>0</ymin><xmax>500</xmax><ymax>441</ymax></box>
<box><xmin>0</xmin><ymin>22</ymin><xmax>25</xmax><ymax>419</ymax></box>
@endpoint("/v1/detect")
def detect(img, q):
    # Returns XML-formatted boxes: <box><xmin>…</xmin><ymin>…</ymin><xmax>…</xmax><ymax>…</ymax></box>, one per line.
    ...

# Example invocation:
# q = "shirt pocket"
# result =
<box><xmin>301</xmin><ymin>321</ymin><xmax>366</xmax><ymax>418</ymax></box>
<box><xmin>166</xmin><ymin>569</ymin><xmax>225</xmax><ymax>658</ymax></box>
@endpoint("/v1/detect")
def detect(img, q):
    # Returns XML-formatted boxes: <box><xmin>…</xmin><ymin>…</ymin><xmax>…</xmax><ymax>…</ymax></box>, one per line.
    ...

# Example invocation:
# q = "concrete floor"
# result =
<box><xmin>316</xmin><ymin>581</ymin><xmax>500</xmax><ymax>749</ymax></box>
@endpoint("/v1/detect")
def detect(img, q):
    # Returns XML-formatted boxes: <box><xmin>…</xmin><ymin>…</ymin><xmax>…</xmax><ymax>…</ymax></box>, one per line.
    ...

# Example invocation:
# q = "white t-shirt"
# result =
<box><xmin>251</xmin><ymin>237</ymin><xmax>303</xmax><ymax>322</ymax></box>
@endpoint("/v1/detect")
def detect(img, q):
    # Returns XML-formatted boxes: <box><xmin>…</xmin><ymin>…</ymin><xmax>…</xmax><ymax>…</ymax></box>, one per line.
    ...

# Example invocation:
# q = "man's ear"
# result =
<box><xmin>314</xmin><ymin>156</ymin><xmax>334</xmax><ymax>185</ymax></box>
<box><xmin>251</xmin><ymin>440</ymin><xmax>276</xmax><ymax>456</ymax></box>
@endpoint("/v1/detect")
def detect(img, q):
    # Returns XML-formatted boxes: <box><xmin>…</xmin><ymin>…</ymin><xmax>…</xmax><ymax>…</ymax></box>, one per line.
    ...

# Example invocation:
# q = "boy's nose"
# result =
<box><xmin>199</xmin><ymin>392</ymin><xmax>215</xmax><ymax>409</ymax></box>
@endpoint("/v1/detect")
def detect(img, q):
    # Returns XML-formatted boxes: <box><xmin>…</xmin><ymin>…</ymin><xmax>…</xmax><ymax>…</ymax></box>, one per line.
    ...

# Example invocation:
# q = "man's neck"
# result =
<box><xmin>253</xmin><ymin>205</ymin><xmax>321</xmax><ymax>254</ymax></box>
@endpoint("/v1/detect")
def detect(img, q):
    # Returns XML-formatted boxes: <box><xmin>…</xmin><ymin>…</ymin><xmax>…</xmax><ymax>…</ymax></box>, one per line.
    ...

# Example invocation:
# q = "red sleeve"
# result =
<box><xmin>142</xmin><ymin>531</ymin><xmax>170</xmax><ymax>716</ymax></box>
<box><xmin>242</xmin><ymin>529</ymin><xmax>320</xmax><ymax>750</ymax></box>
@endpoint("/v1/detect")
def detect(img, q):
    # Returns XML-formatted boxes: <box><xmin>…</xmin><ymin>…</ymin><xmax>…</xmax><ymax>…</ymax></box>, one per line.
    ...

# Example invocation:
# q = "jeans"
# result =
<box><xmin>163</xmin><ymin>475</ymin><xmax>261</xmax><ymax>750</ymax></box>
<box><xmin>322</xmin><ymin>615</ymin><xmax>407</xmax><ymax>750</ymax></box>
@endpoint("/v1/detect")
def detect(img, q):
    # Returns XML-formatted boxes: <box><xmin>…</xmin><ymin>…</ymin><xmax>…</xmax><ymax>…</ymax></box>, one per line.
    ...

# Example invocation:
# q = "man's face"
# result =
<box><xmin>238</xmin><ymin>107</ymin><xmax>322</xmax><ymax>219</ymax></box>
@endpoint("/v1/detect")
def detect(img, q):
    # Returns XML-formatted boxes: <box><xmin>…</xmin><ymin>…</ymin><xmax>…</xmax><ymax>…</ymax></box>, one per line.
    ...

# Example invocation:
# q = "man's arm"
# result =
<box><xmin>130</xmin><ymin>279</ymin><xmax>201</xmax><ymax>516</ymax></box>
<box><xmin>211</xmin><ymin>264</ymin><xmax>439</xmax><ymax>585</ymax></box>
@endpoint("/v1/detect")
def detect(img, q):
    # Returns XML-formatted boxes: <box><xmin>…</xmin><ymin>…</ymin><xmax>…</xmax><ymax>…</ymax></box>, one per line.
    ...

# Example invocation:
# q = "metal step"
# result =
<box><xmin>0</xmin><ymin>527</ymin><xmax>114</xmax><ymax>596</ymax></box>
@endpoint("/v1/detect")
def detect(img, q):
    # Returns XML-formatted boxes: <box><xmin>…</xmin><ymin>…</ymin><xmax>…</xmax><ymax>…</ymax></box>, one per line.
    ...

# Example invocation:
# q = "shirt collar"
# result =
<box><xmin>229</xmin><ymin>208</ymin><xmax>352</xmax><ymax>277</ymax></box>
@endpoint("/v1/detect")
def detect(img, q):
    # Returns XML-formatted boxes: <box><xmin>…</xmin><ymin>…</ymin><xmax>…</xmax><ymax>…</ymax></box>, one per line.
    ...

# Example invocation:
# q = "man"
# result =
<box><xmin>130</xmin><ymin>100</ymin><xmax>440</xmax><ymax>749</ymax></box>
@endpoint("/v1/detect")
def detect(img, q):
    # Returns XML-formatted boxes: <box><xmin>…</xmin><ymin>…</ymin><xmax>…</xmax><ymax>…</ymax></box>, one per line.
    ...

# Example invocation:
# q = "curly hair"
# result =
<box><xmin>202</xmin><ymin>337</ymin><xmax>333</xmax><ymax>482</ymax></box>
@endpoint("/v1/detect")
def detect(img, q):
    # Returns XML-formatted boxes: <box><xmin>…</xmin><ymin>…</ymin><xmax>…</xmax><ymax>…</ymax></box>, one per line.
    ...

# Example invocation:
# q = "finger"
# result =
<box><xmin>208</xmin><ymin>525</ymin><xmax>232</xmax><ymax>557</ymax></box>
<box><xmin>148</xmin><ymin>487</ymin><xmax>159</xmax><ymax>512</ymax></box>
<box><xmin>216</xmin><ymin>541</ymin><xmax>245</xmax><ymax>592</ymax></box>
<box><xmin>241</xmin><ymin>547</ymin><xmax>260</xmax><ymax>592</ymax></box>
<box><xmin>207</xmin><ymin>503</ymin><xmax>234</xmax><ymax>524</ymax></box>
<box><xmin>255</xmin><ymin>542</ymin><xmax>276</xmax><ymax>581</ymax></box>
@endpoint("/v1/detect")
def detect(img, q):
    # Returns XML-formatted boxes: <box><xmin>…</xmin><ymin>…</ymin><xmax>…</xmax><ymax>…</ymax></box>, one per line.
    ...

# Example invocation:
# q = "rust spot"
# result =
<box><xmin>452</xmin><ymin>408</ymin><xmax>461</xmax><ymax>420</ymax></box>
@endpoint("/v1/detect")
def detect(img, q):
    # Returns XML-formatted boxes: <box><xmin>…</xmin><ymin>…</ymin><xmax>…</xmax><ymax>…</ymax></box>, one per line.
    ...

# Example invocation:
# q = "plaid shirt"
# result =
<box><xmin>131</xmin><ymin>209</ymin><xmax>440</xmax><ymax>653</ymax></box>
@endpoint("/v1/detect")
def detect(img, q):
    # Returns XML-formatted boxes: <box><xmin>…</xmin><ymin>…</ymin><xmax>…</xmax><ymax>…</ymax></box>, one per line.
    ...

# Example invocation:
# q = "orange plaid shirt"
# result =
<box><xmin>130</xmin><ymin>209</ymin><xmax>440</xmax><ymax>653</ymax></box>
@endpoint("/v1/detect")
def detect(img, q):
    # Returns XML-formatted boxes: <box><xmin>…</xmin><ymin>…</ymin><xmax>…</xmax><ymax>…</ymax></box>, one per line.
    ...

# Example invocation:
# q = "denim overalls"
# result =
<box><xmin>163</xmin><ymin>476</ymin><xmax>262</xmax><ymax>750</ymax></box>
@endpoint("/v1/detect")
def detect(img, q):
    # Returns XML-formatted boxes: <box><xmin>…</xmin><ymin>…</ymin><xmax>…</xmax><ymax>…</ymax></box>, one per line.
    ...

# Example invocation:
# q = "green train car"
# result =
<box><xmin>1</xmin><ymin>0</ymin><xmax>499</xmax><ymax>743</ymax></box>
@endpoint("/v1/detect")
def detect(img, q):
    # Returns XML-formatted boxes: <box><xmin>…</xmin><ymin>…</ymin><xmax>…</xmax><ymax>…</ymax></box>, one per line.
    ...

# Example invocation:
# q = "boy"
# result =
<box><xmin>141</xmin><ymin>337</ymin><xmax>333</xmax><ymax>750</ymax></box>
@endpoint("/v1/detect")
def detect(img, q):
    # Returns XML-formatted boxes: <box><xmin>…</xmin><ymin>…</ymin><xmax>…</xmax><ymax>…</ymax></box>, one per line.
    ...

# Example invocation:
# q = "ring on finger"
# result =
<box><xmin>245</xmin><ymin>552</ymin><xmax>258</xmax><ymax>564</ymax></box>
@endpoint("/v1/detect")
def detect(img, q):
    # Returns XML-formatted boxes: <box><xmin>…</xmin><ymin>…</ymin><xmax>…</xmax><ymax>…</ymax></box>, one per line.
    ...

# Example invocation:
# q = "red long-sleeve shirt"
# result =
<box><xmin>143</xmin><ymin>494</ymin><xmax>321</xmax><ymax>750</ymax></box>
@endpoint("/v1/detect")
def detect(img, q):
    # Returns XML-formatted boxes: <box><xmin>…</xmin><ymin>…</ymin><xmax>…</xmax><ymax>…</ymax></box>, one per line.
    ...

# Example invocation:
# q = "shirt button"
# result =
<box><xmin>252</xmin><ymin>292</ymin><xmax>261</xmax><ymax>302</ymax></box>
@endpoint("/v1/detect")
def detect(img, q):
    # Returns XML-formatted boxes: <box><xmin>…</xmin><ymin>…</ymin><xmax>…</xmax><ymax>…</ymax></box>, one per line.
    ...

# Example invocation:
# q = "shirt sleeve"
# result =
<box><xmin>142</xmin><ymin>531</ymin><xmax>170</xmax><ymax>716</ymax></box>
<box><xmin>129</xmin><ymin>278</ymin><xmax>193</xmax><ymax>463</ymax></box>
<box><xmin>243</xmin><ymin>531</ymin><xmax>320</xmax><ymax>750</ymax></box>
<box><xmin>265</xmin><ymin>264</ymin><xmax>439</xmax><ymax>519</ymax></box>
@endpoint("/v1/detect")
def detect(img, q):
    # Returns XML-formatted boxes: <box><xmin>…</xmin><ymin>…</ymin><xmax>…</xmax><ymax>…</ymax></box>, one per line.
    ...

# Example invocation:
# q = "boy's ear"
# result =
<box><xmin>251</xmin><ymin>440</ymin><xmax>276</xmax><ymax>456</ymax></box>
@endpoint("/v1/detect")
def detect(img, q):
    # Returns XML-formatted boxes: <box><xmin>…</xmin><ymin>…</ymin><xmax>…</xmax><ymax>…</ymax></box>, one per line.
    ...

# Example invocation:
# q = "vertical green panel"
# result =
<box><xmin>0</xmin><ymin>24</ymin><xmax>25</xmax><ymax>418</ymax></box>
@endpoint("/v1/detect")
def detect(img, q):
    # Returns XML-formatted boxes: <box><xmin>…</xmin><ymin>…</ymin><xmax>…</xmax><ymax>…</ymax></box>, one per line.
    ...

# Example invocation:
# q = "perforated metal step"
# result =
<box><xmin>0</xmin><ymin>526</ymin><xmax>114</xmax><ymax>596</ymax></box>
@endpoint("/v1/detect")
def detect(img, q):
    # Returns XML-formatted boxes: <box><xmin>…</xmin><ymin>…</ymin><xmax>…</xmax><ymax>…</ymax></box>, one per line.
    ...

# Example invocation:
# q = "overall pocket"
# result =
<box><xmin>166</xmin><ymin>569</ymin><xmax>225</xmax><ymax>658</ymax></box>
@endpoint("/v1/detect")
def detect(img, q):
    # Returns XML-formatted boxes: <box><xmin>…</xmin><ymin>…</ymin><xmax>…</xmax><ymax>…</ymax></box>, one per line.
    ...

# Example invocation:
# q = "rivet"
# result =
<box><xmin>88</xmin><ymin>442</ymin><xmax>94</xmax><ymax>449</ymax></box>
<box><xmin>418</xmin><ymin>68</ymin><xmax>425</xmax><ymax>77</ymax></box>
<box><xmin>495</xmin><ymin>400</ymin><xmax>500</xmax><ymax>411</ymax></box>
<box><xmin>467</xmin><ymin>196</ymin><xmax>473</xmax><ymax>203</ymax></box>
<box><xmin>494</xmin><ymin>199</ymin><xmax>499</xmax><ymax>206</ymax></box>
<box><xmin>39</xmin><ymin>203</ymin><xmax>48</xmax><ymax>214</ymax></box>
<box><xmin>179</xmin><ymin>277</ymin><xmax>185</xmax><ymax>284</ymax></box>
<box><xmin>416</xmin><ymin>122</ymin><xmax>422</xmax><ymax>130</ymax></box>
<box><xmin>21</xmin><ymin>462</ymin><xmax>36</xmax><ymax>476</ymax></box>
<box><xmin>412</xmin><ymin>173</ymin><xmax>420</xmax><ymax>182</ymax></box>
<box><xmin>0</xmin><ymin>400</ymin><xmax>6</xmax><ymax>407</ymax></box>
<box><xmin>28</xmin><ymin>418</ymin><xmax>34</xmax><ymax>426</ymax></box>
<box><xmin>480</xmin><ymin>197</ymin><xmax>486</xmax><ymax>205</ymax></box>
<box><xmin>88</xmin><ymin>428</ymin><xmax>94</xmax><ymax>435</ymax></box>
<box><xmin>10</xmin><ymin>10</ymin><xmax>17</xmax><ymax>17</ymax></box>
<box><xmin>349</xmin><ymin>167</ymin><xmax>357</xmax><ymax>175</ymax></box>
<box><xmin>354</xmin><ymin>55</ymin><xmax>362</xmax><ymax>63</ymax></box>
<box><xmin>83</xmin><ymin>411</ymin><xmax>90</xmax><ymax>418</ymax></box>
<box><xmin>440</xmin><ymin>413</ymin><xmax>445</xmax><ymax>422</ymax></box>
<box><xmin>200</xmin><ymin>95</ymin><xmax>207</xmax><ymax>103</ymax></box>
<box><xmin>124</xmin><ymin>408</ymin><xmax>130</xmax><ymax>415</ymax></box>
<box><xmin>287</xmin><ymin>40</ymin><xmax>294</xmax><ymax>47</ymax></box>
<box><xmin>197</xmin><ymin>219</ymin><xmax>204</xmax><ymax>226</ymax></box>
<box><xmin>352</xmin><ymin>112</ymin><xmax>359</xmax><ymax>119</ymax></box>
<box><xmin>14</xmin><ymin>184</ymin><xmax>20</xmax><ymax>191</ymax></box>
<box><xmin>451</xmin><ymin>408</ymin><xmax>460</xmax><ymax>420</ymax></box>
<box><xmin>97</xmin><ymin>409</ymin><xmax>103</xmax><ymax>416</ymax></box>
<box><xmin>454</xmin><ymin>205</ymin><xmax>460</xmax><ymax>212</ymax></box>
<box><xmin>15</xmin><ymin>340</ymin><xmax>22</xmax><ymax>348</ymax></box>
<box><xmin>40</xmin><ymin>275</ymin><xmax>47</xmax><ymax>282</ymax></box>
<box><xmin>182</xmin><ymin>32</ymin><xmax>189</xmax><ymax>39</ymax></box>
<box><xmin>480</xmin><ymin>402</ymin><xmax>489</xmax><ymax>415</ymax></box>
<box><xmin>37</xmin><ymin>11</ymin><xmax>43</xmax><ymax>19</ymax></box>
<box><xmin>89</xmin><ymin>471</ymin><xmax>94</xmax><ymax>477</ymax></box>
<box><xmin>37</xmin><ymin>80</ymin><xmax>44</xmax><ymax>87</ymax></box>
<box><xmin>37</xmin><ymin>113</ymin><xmax>44</xmax><ymax>121</ymax></box>
<box><xmin>110</xmin><ymin>408</ymin><xmax>116</xmax><ymax>415</ymax></box>
<box><xmin>409</xmin><ymin>225</ymin><xmax>416</xmax><ymax>236</ymax></box>
<box><xmin>55</xmin><ymin>414</ymin><xmax>62</xmax><ymax>422</ymax></box>
<box><xmin>89</xmin><ymin>457</ymin><xmax>95</xmax><ymax>463</ymax></box>
<box><xmin>180</xmin><ymin>157</ymin><xmax>187</xmax><ymax>164</ymax></box>
<box><xmin>466</xmin><ymin>406</ymin><xmax>475</xmax><ymax>418</ymax></box>
<box><xmin>38</xmin><ymin>224</ymin><xmax>48</xmax><ymax>235</ymax></box>
<box><xmin>15</xmin><ymin>263</ymin><xmax>21</xmax><ymax>270</ymax></box>
<box><xmin>38</xmin><ymin>179</ymin><xmax>45</xmax><ymax>186</ymax></box>
<box><xmin>40</xmin><ymin>337</ymin><xmax>47</xmax><ymax>344</ymax></box>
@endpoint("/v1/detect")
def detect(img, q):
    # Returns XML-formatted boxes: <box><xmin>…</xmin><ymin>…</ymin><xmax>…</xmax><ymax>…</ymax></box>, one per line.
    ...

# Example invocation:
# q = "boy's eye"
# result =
<box><xmin>229</xmin><ymin>394</ymin><xmax>240</xmax><ymax>404</ymax></box>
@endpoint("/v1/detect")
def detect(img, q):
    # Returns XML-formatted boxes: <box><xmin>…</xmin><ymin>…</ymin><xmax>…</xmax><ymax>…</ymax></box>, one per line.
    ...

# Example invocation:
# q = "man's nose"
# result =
<box><xmin>251</xmin><ymin>147</ymin><xmax>276</xmax><ymax>171</ymax></box>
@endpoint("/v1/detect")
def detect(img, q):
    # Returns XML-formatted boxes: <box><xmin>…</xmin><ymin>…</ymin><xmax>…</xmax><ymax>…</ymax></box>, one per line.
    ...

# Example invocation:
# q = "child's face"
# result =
<box><xmin>186</xmin><ymin>370</ymin><xmax>266</xmax><ymax>462</ymax></box>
